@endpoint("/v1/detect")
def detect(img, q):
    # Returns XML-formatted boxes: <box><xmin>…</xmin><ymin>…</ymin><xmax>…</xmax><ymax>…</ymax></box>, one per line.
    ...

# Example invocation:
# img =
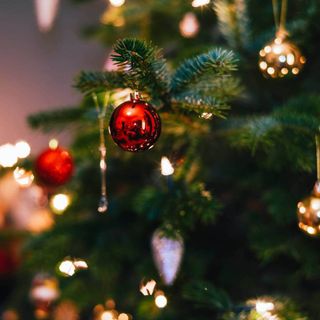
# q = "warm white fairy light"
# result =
<box><xmin>155</xmin><ymin>291</ymin><xmax>167</xmax><ymax>308</ymax></box>
<box><xmin>161</xmin><ymin>157</ymin><xmax>174</xmax><ymax>176</ymax></box>
<box><xmin>118</xmin><ymin>313</ymin><xmax>129</xmax><ymax>320</ymax></box>
<box><xmin>101</xmin><ymin>311</ymin><xmax>115</xmax><ymax>320</ymax></box>
<box><xmin>140</xmin><ymin>279</ymin><xmax>156</xmax><ymax>296</ymax></box>
<box><xmin>192</xmin><ymin>0</ymin><xmax>210</xmax><ymax>7</ymax></box>
<box><xmin>59</xmin><ymin>260</ymin><xmax>76</xmax><ymax>277</ymax></box>
<box><xmin>13</xmin><ymin>167</ymin><xmax>34</xmax><ymax>187</ymax></box>
<box><xmin>179</xmin><ymin>12</ymin><xmax>199</xmax><ymax>38</ymax></box>
<box><xmin>49</xmin><ymin>138</ymin><xmax>59</xmax><ymax>149</ymax></box>
<box><xmin>109</xmin><ymin>0</ymin><xmax>125</xmax><ymax>7</ymax></box>
<box><xmin>50</xmin><ymin>193</ymin><xmax>71</xmax><ymax>214</ymax></box>
<box><xmin>15</xmin><ymin>141</ymin><xmax>31</xmax><ymax>158</ymax></box>
<box><xmin>73</xmin><ymin>259</ymin><xmax>88</xmax><ymax>270</ymax></box>
<box><xmin>34</xmin><ymin>0</ymin><xmax>60</xmax><ymax>33</ymax></box>
<box><xmin>0</xmin><ymin>144</ymin><xmax>18</xmax><ymax>167</ymax></box>
<box><xmin>255</xmin><ymin>301</ymin><xmax>275</xmax><ymax>314</ymax></box>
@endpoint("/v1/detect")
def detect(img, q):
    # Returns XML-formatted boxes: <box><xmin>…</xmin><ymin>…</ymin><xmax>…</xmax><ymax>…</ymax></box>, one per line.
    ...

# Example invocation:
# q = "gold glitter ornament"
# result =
<box><xmin>297</xmin><ymin>135</ymin><xmax>320</xmax><ymax>236</ymax></box>
<box><xmin>297</xmin><ymin>182</ymin><xmax>320</xmax><ymax>236</ymax></box>
<box><xmin>259</xmin><ymin>33</ymin><xmax>305</xmax><ymax>79</ymax></box>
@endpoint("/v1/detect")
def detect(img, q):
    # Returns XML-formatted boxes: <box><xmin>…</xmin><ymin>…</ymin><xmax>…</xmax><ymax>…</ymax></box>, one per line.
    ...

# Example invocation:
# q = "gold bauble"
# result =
<box><xmin>259</xmin><ymin>35</ymin><xmax>305</xmax><ymax>78</ymax></box>
<box><xmin>297</xmin><ymin>182</ymin><xmax>320</xmax><ymax>236</ymax></box>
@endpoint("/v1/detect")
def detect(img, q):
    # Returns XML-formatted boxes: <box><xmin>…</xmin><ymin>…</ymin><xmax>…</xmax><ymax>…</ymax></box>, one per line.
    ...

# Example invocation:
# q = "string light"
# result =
<box><xmin>58</xmin><ymin>258</ymin><xmax>88</xmax><ymax>277</ymax></box>
<box><xmin>192</xmin><ymin>0</ymin><xmax>210</xmax><ymax>7</ymax></box>
<box><xmin>50</xmin><ymin>193</ymin><xmax>71</xmax><ymax>214</ymax></box>
<box><xmin>15</xmin><ymin>141</ymin><xmax>31</xmax><ymax>158</ymax></box>
<box><xmin>109</xmin><ymin>0</ymin><xmax>125</xmax><ymax>7</ymax></box>
<box><xmin>161</xmin><ymin>157</ymin><xmax>174</xmax><ymax>176</ymax></box>
<box><xmin>0</xmin><ymin>144</ymin><xmax>18</xmax><ymax>167</ymax></box>
<box><xmin>255</xmin><ymin>300</ymin><xmax>275</xmax><ymax>314</ymax></box>
<box><xmin>154</xmin><ymin>291</ymin><xmax>167</xmax><ymax>308</ymax></box>
<box><xmin>58</xmin><ymin>260</ymin><xmax>76</xmax><ymax>277</ymax></box>
<box><xmin>49</xmin><ymin>138</ymin><xmax>59</xmax><ymax>149</ymax></box>
<box><xmin>179</xmin><ymin>12</ymin><xmax>199</xmax><ymax>38</ymax></box>
<box><xmin>140</xmin><ymin>279</ymin><xmax>156</xmax><ymax>296</ymax></box>
<box><xmin>13</xmin><ymin>167</ymin><xmax>34</xmax><ymax>187</ymax></box>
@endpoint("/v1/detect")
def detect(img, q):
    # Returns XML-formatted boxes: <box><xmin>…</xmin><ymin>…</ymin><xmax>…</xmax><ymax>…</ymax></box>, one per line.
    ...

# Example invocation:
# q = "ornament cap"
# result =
<box><xmin>130</xmin><ymin>91</ymin><xmax>142</xmax><ymax>102</ymax></box>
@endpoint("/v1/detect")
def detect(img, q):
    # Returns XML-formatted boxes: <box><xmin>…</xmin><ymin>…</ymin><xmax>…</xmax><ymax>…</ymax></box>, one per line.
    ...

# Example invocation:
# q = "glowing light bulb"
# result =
<box><xmin>118</xmin><ymin>314</ymin><xmax>129</xmax><ymax>320</ymax></box>
<box><xmin>0</xmin><ymin>144</ymin><xmax>18</xmax><ymax>167</ymax></box>
<box><xmin>179</xmin><ymin>12</ymin><xmax>199</xmax><ymax>38</ymax></box>
<box><xmin>192</xmin><ymin>0</ymin><xmax>210</xmax><ymax>7</ymax></box>
<box><xmin>34</xmin><ymin>0</ymin><xmax>60</xmax><ymax>33</ymax></box>
<box><xmin>109</xmin><ymin>0</ymin><xmax>125</xmax><ymax>7</ymax></box>
<box><xmin>50</xmin><ymin>193</ymin><xmax>71</xmax><ymax>214</ymax></box>
<box><xmin>49</xmin><ymin>138</ymin><xmax>59</xmax><ymax>149</ymax></box>
<box><xmin>58</xmin><ymin>260</ymin><xmax>76</xmax><ymax>276</ymax></box>
<box><xmin>13</xmin><ymin>167</ymin><xmax>34</xmax><ymax>187</ymax></box>
<box><xmin>140</xmin><ymin>279</ymin><xmax>156</xmax><ymax>296</ymax></box>
<box><xmin>255</xmin><ymin>301</ymin><xmax>275</xmax><ymax>314</ymax></box>
<box><xmin>155</xmin><ymin>292</ymin><xmax>167</xmax><ymax>308</ymax></box>
<box><xmin>73</xmin><ymin>259</ymin><xmax>88</xmax><ymax>270</ymax></box>
<box><xmin>15</xmin><ymin>141</ymin><xmax>31</xmax><ymax>158</ymax></box>
<box><xmin>101</xmin><ymin>311</ymin><xmax>114</xmax><ymax>320</ymax></box>
<box><xmin>161</xmin><ymin>157</ymin><xmax>174</xmax><ymax>176</ymax></box>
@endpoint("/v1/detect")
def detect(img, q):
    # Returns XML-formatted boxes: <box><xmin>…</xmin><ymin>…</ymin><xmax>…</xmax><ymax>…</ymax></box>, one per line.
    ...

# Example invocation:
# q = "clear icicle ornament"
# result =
<box><xmin>34</xmin><ymin>0</ymin><xmax>60</xmax><ymax>33</ymax></box>
<box><xmin>92</xmin><ymin>94</ymin><xmax>109</xmax><ymax>213</ymax></box>
<box><xmin>151</xmin><ymin>228</ymin><xmax>184</xmax><ymax>286</ymax></box>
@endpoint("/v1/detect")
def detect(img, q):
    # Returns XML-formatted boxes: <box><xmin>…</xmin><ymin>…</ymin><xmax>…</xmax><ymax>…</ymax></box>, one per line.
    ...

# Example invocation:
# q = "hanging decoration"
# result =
<box><xmin>297</xmin><ymin>135</ymin><xmax>320</xmax><ymax>236</ymax></box>
<box><xmin>30</xmin><ymin>273</ymin><xmax>60</xmax><ymax>319</ymax></box>
<box><xmin>151</xmin><ymin>228</ymin><xmax>184</xmax><ymax>286</ymax></box>
<box><xmin>92</xmin><ymin>94</ymin><xmax>109</xmax><ymax>213</ymax></box>
<box><xmin>34</xmin><ymin>0</ymin><xmax>60</xmax><ymax>33</ymax></box>
<box><xmin>35</xmin><ymin>141</ymin><xmax>74</xmax><ymax>187</ymax></box>
<box><xmin>258</xmin><ymin>0</ymin><xmax>305</xmax><ymax>78</ymax></box>
<box><xmin>109</xmin><ymin>92</ymin><xmax>161</xmax><ymax>152</ymax></box>
<box><xmin>179</xmin><ymin>12</ymin><xmax>200</xmax><ymax>38</ymax></box>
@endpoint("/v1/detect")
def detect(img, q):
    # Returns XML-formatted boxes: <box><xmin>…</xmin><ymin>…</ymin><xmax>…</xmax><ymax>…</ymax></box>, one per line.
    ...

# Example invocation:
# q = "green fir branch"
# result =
<box><xmin>28</xmin><ymin>107</ymin><xmax>86</xmax><ymax>131</ymax></box>
<box><xmin>112</xmin><ymin>38</ymin><xmax>170</xmax><ymax>101</ymax></box>
<box><xmin>75</xmin><ymin>71</ymin><xmax>127</xmax><ymax>94</ymax></box>
<box><xmin>171</xmin><ymin>49</ymin><xmax>237</xmax><ymax>94</ymax></box>
<box><xmin>172</xmin><ymin>94</ymin><xmax>230</xmax><ymax>118</ymax></box>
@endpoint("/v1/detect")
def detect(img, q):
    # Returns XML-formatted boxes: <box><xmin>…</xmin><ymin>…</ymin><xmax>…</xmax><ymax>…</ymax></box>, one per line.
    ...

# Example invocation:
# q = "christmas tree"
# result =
<box><xmin>1</xmin><ymin>0</ymin><xmax>320</xmax><ymax>319</ymax></box>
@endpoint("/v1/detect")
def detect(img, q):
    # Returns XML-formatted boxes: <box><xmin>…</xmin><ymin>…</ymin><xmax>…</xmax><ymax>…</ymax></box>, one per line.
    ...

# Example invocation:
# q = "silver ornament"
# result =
<box><xmin>151</xmin><ymin>229</ymin><xmax>184</xmax><ymax>285</ymax></box>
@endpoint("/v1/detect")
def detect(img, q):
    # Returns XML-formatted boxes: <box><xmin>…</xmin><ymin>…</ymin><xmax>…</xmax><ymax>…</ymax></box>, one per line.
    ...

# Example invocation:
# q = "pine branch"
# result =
<box><xmin>183</xmin><ymin>281</ymin><xmax>232</xmax><ymax>311</ymax></box>
<box><xmin>214</xmin><ymin>0</ymin><xmax>250</xmax><ymax>49</ymax></box>
<box><xmin>171</xmin><ymin>49</ymin><xmax>237</xmax><ymax>94</ymax></box>
<box><xmin>172</xmin><ymin>94</ymin><xmax>229</xmax><ymax>118</ymax></box>
<box><xmin>112</xmin><ymin>38</ymin><xmax>170</xmax><ymax>102</ymax></box>
<box><xmin>75</xmin><ymin>71</ymin><xmax>127</xmax><ymax>95</ymax></box>
<box><xmin>28</xmin><ymin>107</ymin><xmax>87</xmax><ymax>131</ymax></box>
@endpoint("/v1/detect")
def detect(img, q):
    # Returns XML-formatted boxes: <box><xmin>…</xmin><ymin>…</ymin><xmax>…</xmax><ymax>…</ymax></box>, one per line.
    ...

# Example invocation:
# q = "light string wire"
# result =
<box><xmin>92</xmin><ymin>92</ymin><xmax>110</xmax><ymax>213</ymax></box>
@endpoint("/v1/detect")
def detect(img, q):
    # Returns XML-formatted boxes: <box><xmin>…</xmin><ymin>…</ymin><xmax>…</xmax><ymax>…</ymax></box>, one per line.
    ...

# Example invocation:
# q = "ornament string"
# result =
<box><xmin>316</xmin><ymin>134</ymin><xmax>320</xmax><ymax>181</ymax></box>
<box><xmin>92</xmin><ymin>93</ymin><xmax>109</xmax><ymax>213</ymax></box>
<box><xmin>272</xmin><ymin>0</ymin><xmax>288</xmax><ymax>35</ymax></box>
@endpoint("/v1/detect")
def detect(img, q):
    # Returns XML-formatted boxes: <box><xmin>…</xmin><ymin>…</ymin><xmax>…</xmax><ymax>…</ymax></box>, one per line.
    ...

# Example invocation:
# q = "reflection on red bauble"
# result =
<box><xmin>35</xmin><ymin>147</ymin><xmax>74</xmax><ymax>186</ymax></box>
<box><xmin>109</xmin><ymin>93</ymin><xmax>161</xmax><ymax>152</ymax></box>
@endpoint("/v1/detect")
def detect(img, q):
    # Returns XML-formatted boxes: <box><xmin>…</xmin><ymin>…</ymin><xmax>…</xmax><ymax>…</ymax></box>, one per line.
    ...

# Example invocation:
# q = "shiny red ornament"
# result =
<box><xmin>35</xmin><ymin>147</ymin><xmax>74</xmax><ymax>186</ymax></box>
<box><xmin>109</xmin><ymin>93</ymin><xmax>161</xmax><ymax>152</ymax></box>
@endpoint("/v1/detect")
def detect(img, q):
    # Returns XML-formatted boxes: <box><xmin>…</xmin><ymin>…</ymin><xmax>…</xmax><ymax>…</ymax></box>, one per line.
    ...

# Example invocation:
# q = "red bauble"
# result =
<box><xmin>109</xmin><ymin>93</ymin><xmax>161</xmax><ymax>152</ymax></box>
<box><xmin>35</xmin><ymin>147</ymin><xmax>74</xmax><ymax>186</ymax></box>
